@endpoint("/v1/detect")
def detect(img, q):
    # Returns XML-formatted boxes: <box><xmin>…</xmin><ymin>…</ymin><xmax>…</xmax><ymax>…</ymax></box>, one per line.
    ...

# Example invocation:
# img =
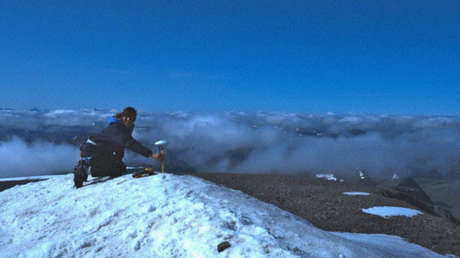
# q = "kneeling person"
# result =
<box><xmin>74</xmin><ymin>107</ymin><xmax>163</xmax><ymax>188</ymax></box>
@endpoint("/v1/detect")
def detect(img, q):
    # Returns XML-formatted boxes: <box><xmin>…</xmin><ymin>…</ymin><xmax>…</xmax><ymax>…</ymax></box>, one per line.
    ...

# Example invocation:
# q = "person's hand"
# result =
<box><xmin>151</xmin><ymin>153</ymin><xmax>165</xmax><ymax>162</ymax></box>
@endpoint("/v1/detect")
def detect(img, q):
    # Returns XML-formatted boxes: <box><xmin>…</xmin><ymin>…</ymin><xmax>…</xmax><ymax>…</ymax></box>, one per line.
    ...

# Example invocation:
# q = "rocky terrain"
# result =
<box><xmin>195</xmin><ymin>173</ymin><xmax>460</xmax><ymax>256</ymax></box>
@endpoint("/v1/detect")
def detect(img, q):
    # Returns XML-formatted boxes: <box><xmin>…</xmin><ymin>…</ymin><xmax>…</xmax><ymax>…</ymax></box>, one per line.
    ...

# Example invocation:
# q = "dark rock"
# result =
<box><xmin>380</xmin><ymin>177</ymin><xmax>460</xmax><ymax>225</ymax></box>
<box><xmin>0</xmin><ymin>179</ymin><xmax>45</xmax><ymax>192</ymax></box>
<box><xmin>217</xmin><ymin>241</ymin><xmax>231</xmax><ymax>252</ymax></box>
<box><xmin>359</xmin><ymin>177</ymin><xmax>377</xmax><ymax>186</ymax></box>
<box><xmin>433</xmin><ymin>206</ymin><xmax>460</xmax><ymax>225</ymax></box>
<box><xmin>358</xmin><ymin>171</ymin><xmax>378</xmax><ymax>186</ymax></box>
<box><xmin>396</xmin><ymin>177</ymin><xmax>433</xmax><ymax>205</ymax></box>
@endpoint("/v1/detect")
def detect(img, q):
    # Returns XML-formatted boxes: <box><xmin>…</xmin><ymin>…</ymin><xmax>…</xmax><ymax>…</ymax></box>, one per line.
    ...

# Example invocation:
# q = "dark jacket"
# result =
<box><xmin>81</xmin><ymin>117</ymin><xmax>152</xmax><ymax>177</ymax></box>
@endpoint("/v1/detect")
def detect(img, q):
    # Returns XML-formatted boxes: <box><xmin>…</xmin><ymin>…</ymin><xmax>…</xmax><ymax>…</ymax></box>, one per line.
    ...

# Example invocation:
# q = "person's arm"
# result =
<box><xmin>120</xmin><ymin>124</ymin><xmax>164</xmax><ymax>161</ymax></box>
<box><xmin>125</xmin><ymin>136</ymin><xmax>153</xmax><ymax>158</ymax></box>
<box><xmin>126</xmin><ymin>138</ymin><xmax>165</xmax><ymax>161</ymax></box>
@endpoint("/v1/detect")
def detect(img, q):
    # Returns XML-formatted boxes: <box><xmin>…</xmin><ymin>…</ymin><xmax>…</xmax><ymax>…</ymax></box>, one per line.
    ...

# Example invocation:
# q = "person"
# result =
<box><xmin>73</xmin><ymin>107</ymin><xmax>163</xmax><ymax>188</ymax></box>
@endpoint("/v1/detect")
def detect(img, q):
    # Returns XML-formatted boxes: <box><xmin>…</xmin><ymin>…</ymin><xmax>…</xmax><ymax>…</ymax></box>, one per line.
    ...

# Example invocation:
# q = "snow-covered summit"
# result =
<box><xmin>0</xmin><ymin>173</ymin><xmax>444</xmax><ymax>257</ymax></box>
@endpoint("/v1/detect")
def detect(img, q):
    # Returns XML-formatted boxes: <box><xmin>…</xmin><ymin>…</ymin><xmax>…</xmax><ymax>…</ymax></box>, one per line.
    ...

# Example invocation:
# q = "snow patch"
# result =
<box><xmin>343</xmin><ymin>192</ymin><xmax>370</xmax><ymax>196</ymax></box>
<box><xmin>362</xmin><ymin>206</ymin><xmax>423</xmax><ymax>218</ymax></box>
<box><xmin>331</xmin><ymin>232</ymin><xmax>444</xmax><ymax>257</ymax></box>
<box><xmin>316</xmin><ymin>173</ymin><xmax>337</xmax><ymax>181</ymax></box>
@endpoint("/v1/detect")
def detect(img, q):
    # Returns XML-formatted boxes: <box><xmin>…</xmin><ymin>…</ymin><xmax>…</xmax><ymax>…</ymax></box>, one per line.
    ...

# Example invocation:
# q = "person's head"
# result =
<box><xmin>115</xmin><ymin>107</ymin><xmax>137</xmax><ymax>127</ymax></box>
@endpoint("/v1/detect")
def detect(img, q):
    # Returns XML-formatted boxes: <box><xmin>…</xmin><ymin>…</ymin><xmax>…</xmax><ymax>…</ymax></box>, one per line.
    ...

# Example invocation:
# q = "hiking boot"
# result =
<box><xmin>73</xmin><ymin>160</ymin><xmax>89</xmax><ymax>188</ymax></box>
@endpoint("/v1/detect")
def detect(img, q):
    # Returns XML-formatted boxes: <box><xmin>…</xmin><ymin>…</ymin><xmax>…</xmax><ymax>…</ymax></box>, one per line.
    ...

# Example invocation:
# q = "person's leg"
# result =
<box><xmin>73</xmin><ymin>140</ymin><xmax>96</xmax><ymax>188</ymax></box>
<box><xmin>88</xmin><ymin>157</ymin><xmax>126</xmax><ymax>178</ymax></box>
<box><xmin>109</xmin><ymin>160</ymin><xmax>126</xmax><ymax>178</ymax></box>
<box><xmin>73</xmin><ymin>159</ymin><xmax>89</xmax><ymax>188</ymax></box>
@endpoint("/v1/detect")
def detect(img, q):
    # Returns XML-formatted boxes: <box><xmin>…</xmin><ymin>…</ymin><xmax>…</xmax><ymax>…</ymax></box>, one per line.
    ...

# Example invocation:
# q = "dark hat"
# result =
<box><xmin>121</xmin><ymin>107</ymin><xmax>137</xmax><ymax>119</ymax></box>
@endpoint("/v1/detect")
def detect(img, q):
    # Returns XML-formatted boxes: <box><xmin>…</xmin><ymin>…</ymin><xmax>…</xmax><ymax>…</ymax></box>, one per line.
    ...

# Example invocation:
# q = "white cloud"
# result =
<box><xmin>0</xmin><ymin>137</ymin><xmax>79</xmax><ymax>177</ymax></box>
<box><xmin>1</xmin><ymin>109</ymin><xmax>459</xmax><ymax>179</ymax></box>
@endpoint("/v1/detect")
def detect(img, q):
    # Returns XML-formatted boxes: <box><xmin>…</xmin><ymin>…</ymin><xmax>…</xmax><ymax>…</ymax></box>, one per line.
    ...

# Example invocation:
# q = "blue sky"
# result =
<box><xmin>1</xmin><ymin>0</ymin><xmax>459</xmax><ymax>114</ymax></box>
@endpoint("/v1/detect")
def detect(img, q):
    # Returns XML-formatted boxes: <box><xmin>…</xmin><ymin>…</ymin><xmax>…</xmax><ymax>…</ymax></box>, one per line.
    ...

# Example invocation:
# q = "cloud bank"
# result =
<box><xmin>1</xmin><ymin>109</ymin><xmax>459</xmax><ymax>179</ymax></box>
<box><xmin>0</xmin><ymin>137</ymin><xmax>78</xmax><ymax>177</ymax></box>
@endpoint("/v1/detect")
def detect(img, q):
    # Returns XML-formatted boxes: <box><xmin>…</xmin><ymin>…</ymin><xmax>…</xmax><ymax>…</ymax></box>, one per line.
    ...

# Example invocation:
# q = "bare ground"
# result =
<box><xmin>194</xmin><ymin>172</ymin><xmax>460</xmax><ymax>256</ymax></box>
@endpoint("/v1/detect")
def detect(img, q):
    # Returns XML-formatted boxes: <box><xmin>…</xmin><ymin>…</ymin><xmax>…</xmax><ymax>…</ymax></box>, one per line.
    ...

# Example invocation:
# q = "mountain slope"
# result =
<box><xmin>0</xmin><ymin>173</ymin><xmax>445</xmax><ymax>257</ymax></box>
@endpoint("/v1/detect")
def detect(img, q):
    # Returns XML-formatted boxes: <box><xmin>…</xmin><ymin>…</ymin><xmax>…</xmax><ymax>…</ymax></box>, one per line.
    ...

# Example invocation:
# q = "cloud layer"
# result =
<box><xmin>1</xmin><ymin>109</ymin><xmax>459</xmax><ymax>179</ymax></box>
<box><xmin>0</xmin><ymin>137</ymin><xmax>78</xmax><ymax>177</ymax></box>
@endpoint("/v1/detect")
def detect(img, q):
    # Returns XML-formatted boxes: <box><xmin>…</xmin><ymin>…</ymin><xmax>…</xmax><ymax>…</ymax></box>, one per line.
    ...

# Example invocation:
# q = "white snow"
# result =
<box><xmin>0</xmin><ymin>175</ymin><xmax>59</xmax><ymax>182</ymax></box>
<box><xmin>362</xmin><ymin>206</ymin><xmax>423</xmax><ymax>218</ymax></box>
<box><xmin>315</xmin><ymin>173</ymin><xmax>337</xmax><ymax>181</ymax></box>
<box><xmin>343</xmin><ymin>192</ymin><xmax>370</xmax><ymax>196</ymax></box>
<box><xmin>330</xmin><ymin>232</ymin><xmax>446</xmax><ymax>257</ymax></box>
<box><xmin>0</xmin><ymin>173</ymin><xmax>442</xmax><ymax>257</ymax></box>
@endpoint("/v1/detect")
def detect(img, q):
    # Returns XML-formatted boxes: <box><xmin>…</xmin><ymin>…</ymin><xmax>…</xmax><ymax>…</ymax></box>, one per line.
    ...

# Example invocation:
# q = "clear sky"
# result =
<box><xmin>1</xmin><ymin>0</ymin><xmax>459</xmax><ymax>114</ymax></box>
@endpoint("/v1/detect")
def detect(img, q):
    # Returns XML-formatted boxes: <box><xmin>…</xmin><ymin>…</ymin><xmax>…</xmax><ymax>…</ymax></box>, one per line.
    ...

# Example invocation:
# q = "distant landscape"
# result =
<box><xmin>1</xmin><ymin>108</ymin><xmax>459</xmax><ymax>219</ymax></box>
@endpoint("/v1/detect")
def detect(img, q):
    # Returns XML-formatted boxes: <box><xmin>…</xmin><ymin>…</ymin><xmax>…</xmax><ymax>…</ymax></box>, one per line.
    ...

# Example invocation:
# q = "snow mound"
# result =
<box><xmin>362</xmin><ymin>206</ymin><xmax>423</xmax><ymax>218</ymax></box>
<box><xmin>0</xmin><ymin>174</ymin><xmax>441</xmax><ymax>257</ymax></box>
